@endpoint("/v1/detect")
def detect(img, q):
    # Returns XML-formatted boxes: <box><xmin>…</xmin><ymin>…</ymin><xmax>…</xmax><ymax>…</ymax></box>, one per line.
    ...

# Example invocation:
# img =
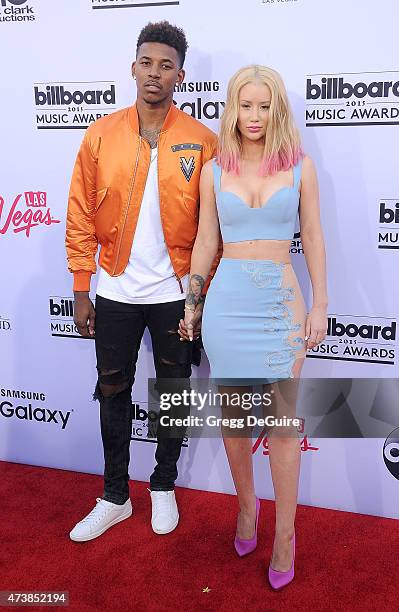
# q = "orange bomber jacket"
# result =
<box><xmin>66</xmin><ymin>103</ymin><xmax>220</xmax><ymax>292</ymax></box>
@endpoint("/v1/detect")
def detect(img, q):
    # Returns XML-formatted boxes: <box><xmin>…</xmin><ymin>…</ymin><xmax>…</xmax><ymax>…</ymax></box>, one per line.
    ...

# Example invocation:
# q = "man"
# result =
<box><xmin>66</xmin><ymin>21</ymin><xmax>218</xmax><ymax>542</ymax></box>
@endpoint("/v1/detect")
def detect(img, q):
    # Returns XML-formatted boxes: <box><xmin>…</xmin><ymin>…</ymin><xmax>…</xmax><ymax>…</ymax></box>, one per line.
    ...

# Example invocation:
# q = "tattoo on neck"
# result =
<box><xmin>186</xmin><ymin>274</ymin><xmax>205</xmax><ymax>307</ymax></box>
<box><xmin>139</xmin><ymin>125</ymin><xmax>161</xmax><ymax>149</ymax></box>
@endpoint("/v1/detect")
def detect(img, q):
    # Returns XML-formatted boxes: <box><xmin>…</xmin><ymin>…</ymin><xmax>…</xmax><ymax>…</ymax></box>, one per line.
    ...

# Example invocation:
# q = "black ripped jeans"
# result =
<box><xmin>94</xmin><ymin>295</ymin><xmax>192</xmax><ymax>505</ymax></box>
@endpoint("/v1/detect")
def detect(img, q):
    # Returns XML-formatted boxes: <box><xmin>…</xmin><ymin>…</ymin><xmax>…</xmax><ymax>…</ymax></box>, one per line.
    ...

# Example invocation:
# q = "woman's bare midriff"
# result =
<box><xmin>222</xmin><ymin>239</ymin><xmax>292</xmax><ymax>263</ymax></box>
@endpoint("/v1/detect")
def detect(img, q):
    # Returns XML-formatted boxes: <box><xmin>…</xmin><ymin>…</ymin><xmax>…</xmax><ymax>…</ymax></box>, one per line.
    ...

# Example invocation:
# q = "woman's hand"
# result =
<box><xmin>305</xmin><ymin>305</ymin><xmax>327</xmax><ymax>350</ymax></box>
<box><xmin>178</xmin><ymin>304</ymin><xmax>203</xmax><ymax>342</ymax></box>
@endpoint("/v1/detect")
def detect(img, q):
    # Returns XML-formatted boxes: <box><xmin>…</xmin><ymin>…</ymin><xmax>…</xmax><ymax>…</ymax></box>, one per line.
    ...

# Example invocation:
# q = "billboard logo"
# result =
<box><xmin>378</xmin><ymin>200</ymin><xmax>399</xmax><ymax>249</ymax></box>
<box><xmin>34</xmin><ymin>82</ymin><xmax>117</xmax><ymax>129</ymax></box>
<box><xmin>309</xmin><ymin>314</ymin><xmax>397</xmax><ymax>365</ymax></box>
<box><xmin>91</xmin><ymin>0</ymin><xmax>179</xmax><ymax>9</ymax></box>
<box><xmin>49</xmin><ymin>296</ymin><xmax>87</xmax><ymax>339</ymax></box>
<box><xmin>131</xmin><ymin>402</ymin><xmax>188</xmax><ymax>446</ymax></box>
<box><xmin>306</xmin><ymin>72</ymin><xmax>399</xmax><ymax>127</ymax></box>
<box><xmin>0</xmin><ymin>316</ymin><xmax>11</xmax><ymax>331</ymax></box>
<box><xmin>290</xmin><ymin>231</ymin><xmax>303</xmax><ymax>255</ymax></box>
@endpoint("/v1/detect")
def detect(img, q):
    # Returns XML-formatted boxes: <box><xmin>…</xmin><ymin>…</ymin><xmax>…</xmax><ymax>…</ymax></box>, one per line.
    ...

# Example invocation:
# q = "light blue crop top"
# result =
<box><xmin>212</xmin><ymin>159</ymin><xmax>302</xmax><ymax>243</ymax></box>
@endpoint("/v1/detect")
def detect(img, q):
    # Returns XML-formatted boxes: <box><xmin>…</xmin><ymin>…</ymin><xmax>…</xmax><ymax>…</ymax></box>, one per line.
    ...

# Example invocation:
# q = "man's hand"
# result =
<box><xmin>74</xmin><ymin>292</ymin><xmax>95</xmax><ymax>338</ymax></box>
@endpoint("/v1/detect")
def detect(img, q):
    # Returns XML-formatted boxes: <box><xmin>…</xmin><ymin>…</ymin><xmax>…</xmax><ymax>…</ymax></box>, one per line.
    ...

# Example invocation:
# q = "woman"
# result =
<box><xmin>179</xmin><ymin>65</ymin><xmax>327</xmax><ymax>590</ymax></box>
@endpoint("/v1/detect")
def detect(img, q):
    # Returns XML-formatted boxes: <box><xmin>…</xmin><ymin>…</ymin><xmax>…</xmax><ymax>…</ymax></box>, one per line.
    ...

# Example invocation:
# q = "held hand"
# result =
<box><xmin>305</xmin><ymin>305</ymin><xmax>327</xmax><ymax>350</ymax></box>
<box><xmin>73</xmin><ymin>293</ymin><xmax>95</xmax><ymax>338</ymax></box>
<box><xmin>178</xmin><ymin>304</ymin><xmax>203</xmax><ymax>342</ymax></box>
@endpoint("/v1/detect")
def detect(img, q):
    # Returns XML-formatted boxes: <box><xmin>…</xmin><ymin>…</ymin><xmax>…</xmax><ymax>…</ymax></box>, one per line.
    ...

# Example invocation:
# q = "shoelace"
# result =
<box><xmin>80</xmin><ymin>498</ymin><xmax>109</xmax><ymax>525</ymax></box>
<box><xmin>152</xmin><ymin>492</ymin><xmax>172</xmax><ymax>517</ymax></box>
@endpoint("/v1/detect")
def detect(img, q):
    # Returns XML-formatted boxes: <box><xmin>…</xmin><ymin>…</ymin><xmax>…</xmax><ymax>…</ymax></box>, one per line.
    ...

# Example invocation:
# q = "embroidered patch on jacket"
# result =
<box><xmin>171</xmin><ymin>143</ymin><xmax>202</xmax><ymax>152</ymax></box>
<box><xmin>180</xmin><ymin>156</ymin><xmax>195</xmax><ymax>182</ymax></box>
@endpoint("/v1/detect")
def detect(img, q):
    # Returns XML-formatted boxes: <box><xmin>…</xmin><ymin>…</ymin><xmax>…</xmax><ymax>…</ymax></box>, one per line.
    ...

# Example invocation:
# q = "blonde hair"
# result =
<box><xmin>217</xmin><ymin>65</ymin><xmax>304</xmax><ymax>176</ymax></box>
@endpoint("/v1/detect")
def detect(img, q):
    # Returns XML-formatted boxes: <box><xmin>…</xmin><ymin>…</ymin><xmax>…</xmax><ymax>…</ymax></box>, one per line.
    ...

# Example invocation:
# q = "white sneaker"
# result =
<box><xmin>69</xmin><ymin>498</ymin><xmax>132</xmax><ymax>542</ymax></box>
<box><xmin>150</xmin><ymin>490</ymin><xmax>179</xmax><ymax>534</ymax></box>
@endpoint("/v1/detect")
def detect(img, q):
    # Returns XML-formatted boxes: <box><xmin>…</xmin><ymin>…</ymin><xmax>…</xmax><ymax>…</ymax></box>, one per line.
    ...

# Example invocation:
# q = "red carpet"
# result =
<box><xmin>1</xmin><ymin>461</ymin><xmax>398</xmax><ymax>612</ymax></box>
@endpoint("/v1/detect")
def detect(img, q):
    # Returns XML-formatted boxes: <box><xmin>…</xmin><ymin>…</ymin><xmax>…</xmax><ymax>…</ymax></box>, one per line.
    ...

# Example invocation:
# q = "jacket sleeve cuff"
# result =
<box><xmin>73</xmin><ymin>271</ymin><xmax>93</xmax><ymax>292</ymax></box>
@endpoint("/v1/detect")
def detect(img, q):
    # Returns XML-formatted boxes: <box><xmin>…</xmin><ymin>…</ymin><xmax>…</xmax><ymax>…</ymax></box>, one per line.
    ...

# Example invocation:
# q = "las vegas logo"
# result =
<box><xmin>0</xmin><ymin>191</ymin><xmax>60</xmax><ymax>237</ymax></box>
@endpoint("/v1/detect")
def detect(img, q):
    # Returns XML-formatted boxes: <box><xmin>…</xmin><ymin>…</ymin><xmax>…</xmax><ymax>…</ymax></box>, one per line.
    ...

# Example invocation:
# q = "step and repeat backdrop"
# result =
<box><xmin>1</xmin><ymin>0</ymin><xmax>398</xmax><ymax>519</ymax></box>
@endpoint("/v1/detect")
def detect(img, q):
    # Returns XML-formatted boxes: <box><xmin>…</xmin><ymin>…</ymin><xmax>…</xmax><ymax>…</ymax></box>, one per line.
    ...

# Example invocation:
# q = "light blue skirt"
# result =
<box><xmin>201</xmin><ymin>258</ymin><xmax>306</xmax><ymax>384</ymax></box>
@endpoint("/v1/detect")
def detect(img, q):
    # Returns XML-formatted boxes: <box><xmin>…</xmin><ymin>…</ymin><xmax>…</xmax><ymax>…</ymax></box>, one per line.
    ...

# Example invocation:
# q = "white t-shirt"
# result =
<box><xmin>96</xmin><ymin>147</ymin><xmax>188</xmax><ymax>304</ymax></box>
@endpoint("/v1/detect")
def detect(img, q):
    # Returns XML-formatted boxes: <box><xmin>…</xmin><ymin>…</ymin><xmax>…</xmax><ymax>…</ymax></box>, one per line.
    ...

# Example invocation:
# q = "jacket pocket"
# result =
<box><xmin>182</xmin><ymin>192</ymin><xmax>199</xmax><ymax>222</ymax></box>
<box><xmin>95</xmin><ymin>187</ymin><xmax>108</xmax><ymax>211</ymax></box>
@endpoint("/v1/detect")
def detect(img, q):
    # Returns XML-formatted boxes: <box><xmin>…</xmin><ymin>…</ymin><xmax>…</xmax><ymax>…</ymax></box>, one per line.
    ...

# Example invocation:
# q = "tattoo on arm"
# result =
<box><xmin>186</xmin><ymin>274</ymin><xmax>205</xmax><ymax>307</ymax></box>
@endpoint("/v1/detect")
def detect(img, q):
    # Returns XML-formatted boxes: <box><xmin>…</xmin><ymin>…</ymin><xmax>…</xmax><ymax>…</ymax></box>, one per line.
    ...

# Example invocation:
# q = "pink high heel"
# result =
<box><xmin>268</xmin><ymin>532</ymin><xmax>295</xmax><ymax>590</ymax></box>
<box><xmin>234</xmin><ymin>497</ymin><xmax>260</xmax><ymax>557</ymax></box>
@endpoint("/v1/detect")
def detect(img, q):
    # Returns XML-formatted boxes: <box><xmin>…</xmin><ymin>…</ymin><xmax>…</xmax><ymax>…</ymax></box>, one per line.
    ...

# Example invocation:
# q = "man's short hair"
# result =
<box><xmin>136</xmin><ymin>21</ymin><xmax>188</xmax><ymax>68</ymax></box>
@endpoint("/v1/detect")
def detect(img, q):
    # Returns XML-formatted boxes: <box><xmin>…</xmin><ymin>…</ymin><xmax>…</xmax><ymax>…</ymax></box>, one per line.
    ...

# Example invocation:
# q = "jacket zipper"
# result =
<box><xmin>174</xmin><ymin>272</ymin><xmax>184</xmax><ymax>294</ymax></box>
<box><xmin>112</xmin><ymin>136</ymin><xmax>142</xmax><ymax>275</ymax></box>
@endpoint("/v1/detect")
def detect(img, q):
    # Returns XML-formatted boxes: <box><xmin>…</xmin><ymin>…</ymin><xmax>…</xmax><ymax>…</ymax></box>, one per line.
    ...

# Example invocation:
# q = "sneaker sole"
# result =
<box><xmin>70</xmin><ymin>506</ymin><xmax>133</xmax><ymax>542</ymax></box>
<box><xmin>151</xmin><ymin>514</ymin><xmax>179</xmax><ymax>535</ymax></box>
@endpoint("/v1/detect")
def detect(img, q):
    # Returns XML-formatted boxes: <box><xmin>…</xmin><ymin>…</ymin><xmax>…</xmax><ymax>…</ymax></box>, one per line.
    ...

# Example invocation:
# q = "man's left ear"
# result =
<box><xmin>177</xmin><ymin>68</ymin><xmax>185</xmax><ymax>85</ymax></box>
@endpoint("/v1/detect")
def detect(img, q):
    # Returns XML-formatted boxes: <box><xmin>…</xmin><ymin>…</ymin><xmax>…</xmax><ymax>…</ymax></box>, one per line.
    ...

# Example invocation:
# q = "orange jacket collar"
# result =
<box><xmin>127</xmin><ymin>103</ymin><xmax>179</xmax><ymax>134</ymax></box>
